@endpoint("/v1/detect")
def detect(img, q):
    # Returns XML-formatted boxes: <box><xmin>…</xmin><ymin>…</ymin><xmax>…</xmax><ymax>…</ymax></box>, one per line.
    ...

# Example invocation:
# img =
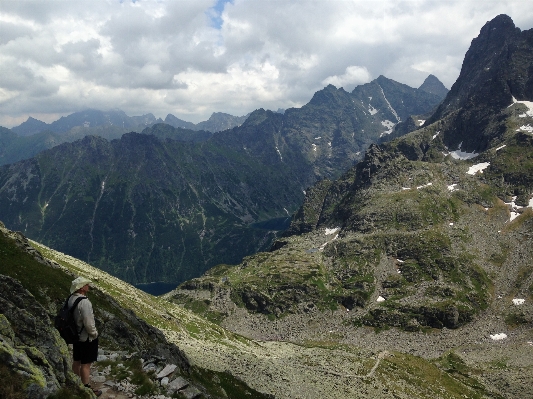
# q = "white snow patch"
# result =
<box><xmin>419</xmin><ymin>120</ymin><xmax>426</xmax><ymax>126</ymax></box>
<box><xmin>529</xmin><ymin>197</ymin><xmax>533</xmax><ymax>208</ymax></box>
<box><xmin>328</xmin><ymin>142</ymin><xmax>331</xmax><ymax>147</ymax></box>
<box><xmin>467</xmin><ymin>162</ymin><xmax>490</xmax><ymax>175</ymax></box>
<box><xmin>275</xmin><ymin>146</ymin><xmax>283</xmax><ymax>161</ymax></box>
<box><xmin>510</xmin><ymin>97</ymin><xmax>533</xmax><ymax>116</ymax></box>
<box><xmin>380</xmin><ymin>120</ymin><xmax>396</xmax><ymax>137</ymax></box>
<box><xmin>490</xmin><ymin>333</ymin><xmax>507</xmax><ymax>341</ymax></box>
<box><xmin>377</xmin><ymin>296</ymin><xmax>386</xmax><ymax>302</ymax></box>
<box><xmin>401</xmin><ymin>187</ymin><xmax>411</xmax><ymax>190</ymax></box>
<box><xmin>495</xmin><ymin>144</ymin><xmax>506</xmax><ymax>151</ymax></box>
<box><xmin>325</xmin><ymin>227</ymin><xmax>340</xmax><ymax>235</ymax></box>
<box><xmin>368</xmin><ymin>105</ymin><xmax>378</xmax><ymax>115</ymax></box>
<box><xmin>378</xmin><ymin>85</ymin><xmax>400</xmax><ymax>122</ymax></box>
<box><xmin>512</xmin><ymin>298</ymin><xmax>525</xmax><ymax>305</ymax></box>
<box><xmin>312</xmin><ymin>144</ymin><xmax>317</xmax><ymax>152</ymax></box>
<box><xmin>448</xmin><ymin>184</ymin><xmax>458</xmax><ymax>191</ymax></box>
<box><xmin>303</xmin><ymin>190</ymin><xmax>306</xmax><ymax>195</ymax></box>
<box><xmin>519</xmin><ymin>124</ymin><xmax>533</xmax><ymax>133</ymax></box>
<box><xmin>314</xmin><ymin>137</ymin><xmax>321</xmax><ymax>140</ymax></box>
<box><xmin>505</xmin><ymin>196</ymin><xmax>524</xmax><ymax>222</ymax></box>
<box><xmin>449</xmin><ymin>222</ymin><xmax>454</xmax><ymax>226</ymax></box>
<box><xmin>416</xmin><ymin>182</ymin><xmax>433</xmax><ymax>190</ymax></box>
<box><xmin>396</xmin><ymin>259</ymin><xmax>404</xmax><ymax>263</ymax></box>
<box><xmin>432</xmin><ymin>131</ymin><xmax>440</xmax><ymax>140</ymax></box>
<box><xmin>446</xmin><ymin>142</ymin><xmax>479</xmax><ymax>160</ymax></box>
<box><xmin>368</xmin><ymin>96</ymin><xmax>372</xmax><ymax>101</ymax></box>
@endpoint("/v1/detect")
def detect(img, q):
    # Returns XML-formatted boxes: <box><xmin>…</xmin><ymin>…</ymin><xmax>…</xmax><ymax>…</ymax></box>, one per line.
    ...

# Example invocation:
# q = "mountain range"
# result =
<box><xmin>1</xmin><ymin>110</ymin><xmax>255</xmax><ymax>167</ymax></box>
<box><xmin>0</xmin><ymin>73</ymin><xmax>446</xmax><ymax>285</ymax></box>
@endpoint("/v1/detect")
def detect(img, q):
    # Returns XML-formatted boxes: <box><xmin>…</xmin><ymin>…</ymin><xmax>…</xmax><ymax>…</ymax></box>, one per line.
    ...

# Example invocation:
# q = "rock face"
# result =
<box><xmin>0</xmin><ymin>275</ymin><xmax>80</xmax><ymax>399</ymax></box>
<box><xmin>425</xmin><ymin>14</ymin><xmax>533</xmax><ymax>153</ymax></box>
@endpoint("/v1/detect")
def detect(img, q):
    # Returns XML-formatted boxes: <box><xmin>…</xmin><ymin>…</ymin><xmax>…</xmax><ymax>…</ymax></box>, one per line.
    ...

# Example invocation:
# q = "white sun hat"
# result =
<box><xmin>70</xmin><ymin>276</ymin><xmax>92</xmax><ymax>294</ymax></box>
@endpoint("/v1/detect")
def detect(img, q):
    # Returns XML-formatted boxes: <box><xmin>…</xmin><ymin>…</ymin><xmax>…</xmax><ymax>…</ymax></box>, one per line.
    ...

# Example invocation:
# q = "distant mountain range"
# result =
<box><xmin>10</xmin><ymin>109</ymin><xmax>251</xmax><ymax>137</ymax></box>
<box><xmin>0</xmin><ymin>111</ymin><xmax>254</xmax><ymax>166</ymax></box>
<box><xmin>0</xmin><ymin>74</ymin><xmax>446</xmax><ymax>285</ymax></box>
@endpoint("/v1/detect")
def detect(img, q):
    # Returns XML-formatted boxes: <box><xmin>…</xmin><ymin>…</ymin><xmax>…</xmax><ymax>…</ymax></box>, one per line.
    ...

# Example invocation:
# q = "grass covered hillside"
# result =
<box><xmin>2</xmin><ymin>222</ymin><xmax>523</xmax><ymax>398</ymax></box>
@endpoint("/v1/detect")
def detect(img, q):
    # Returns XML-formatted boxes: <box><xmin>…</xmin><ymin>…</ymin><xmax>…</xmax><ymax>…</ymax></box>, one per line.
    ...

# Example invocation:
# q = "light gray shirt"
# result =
<box><xmin>68</xmin><ymin>293</ymin><xmax>98</xmax><ymax>342</ymax></box>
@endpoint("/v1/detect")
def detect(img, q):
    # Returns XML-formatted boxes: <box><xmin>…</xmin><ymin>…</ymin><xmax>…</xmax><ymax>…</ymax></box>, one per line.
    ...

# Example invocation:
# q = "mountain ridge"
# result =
<box><xmin>0</xmin><ymin>75</ymin><xmax>444</xmax><ymax>285</ymax></box>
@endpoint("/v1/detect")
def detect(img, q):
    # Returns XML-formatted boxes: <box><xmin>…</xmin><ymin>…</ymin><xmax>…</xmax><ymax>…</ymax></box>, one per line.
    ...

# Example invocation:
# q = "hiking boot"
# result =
<box><xmin>84</xmin><ymin>383</ymin><xmax>103</xmax><ymax>397</ymax></box>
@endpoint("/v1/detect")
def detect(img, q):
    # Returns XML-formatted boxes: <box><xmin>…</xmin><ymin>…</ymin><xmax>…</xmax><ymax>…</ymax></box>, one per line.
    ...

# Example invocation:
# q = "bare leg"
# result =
<box><xmin>80</xmin><ymin>363</ymin><xmax>92</xmax><ymax>385</ymax></box>
<box><xmin>72</xmin><ymin>360</ymin><xmax>81</xmax><ymax>377</ymax></box>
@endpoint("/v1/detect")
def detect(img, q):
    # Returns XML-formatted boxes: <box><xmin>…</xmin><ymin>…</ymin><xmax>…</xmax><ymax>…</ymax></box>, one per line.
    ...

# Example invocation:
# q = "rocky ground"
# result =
<box><xmin>86</xmin><ymin>348</ymin><xmax>202</xmax><ymax>399</ymax></box>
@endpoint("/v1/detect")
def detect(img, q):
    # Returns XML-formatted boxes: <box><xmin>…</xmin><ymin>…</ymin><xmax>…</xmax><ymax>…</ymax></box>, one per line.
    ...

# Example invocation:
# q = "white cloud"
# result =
<box><xmin>322</xmin><ymin>66</ymin><xmax>371</xmax><ymax>90</ymax></box>
<box><xmin>0</xmin><ymin>0</ymin><xmax>532</xmax><ymax>127</ymax></box>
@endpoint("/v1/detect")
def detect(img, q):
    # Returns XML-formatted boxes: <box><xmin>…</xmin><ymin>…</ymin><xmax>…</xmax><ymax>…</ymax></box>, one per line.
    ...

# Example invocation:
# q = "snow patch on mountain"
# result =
<box><xmin>325</xmin><ymin>227</ymin><xmax>340</xmax><ymax>235</ymax></box>
<box><xmin>467</xmin><ymin>162</ymin><xmax>490</xmax><ymax>175</ymax></box>
<box><xmin>510</xmin><ymin>96</ymin><xmax>533</xmax><ymax>117</ymax></box>
<box><xmin>518</xmin><ymin>124</ymin><xmax>533</xmax><ymax>133</ymax></box>
<box><xmin>378</xmin><ymin>85</ymin><xmax>400</xmax><ymax>123</ymax></box>
<box><xmin>380</xmin><ymin>120</ymin><xmax>396</xmax><ymax>137</ymax></box>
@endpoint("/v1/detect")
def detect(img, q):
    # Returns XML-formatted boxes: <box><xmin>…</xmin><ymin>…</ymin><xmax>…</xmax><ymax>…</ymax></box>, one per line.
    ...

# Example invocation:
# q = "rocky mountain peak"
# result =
<box><xmin>423</xmin><ymin>14</ymin><xmax>533</xmax><ymax>152</ymax></box>
<box><xmin>432</xmin><ymin>15</ymin><xmax>530</xmax><ymax>117</ymax></box>
<box><xmin>308</xmin><ymin>84</ymin><xmax>350</xmax><ymax>107</ymax></box>
<box><xmin>418</xmin><ymin>74</ymin><xmax>449</xmax><ymax>98</ymax></box>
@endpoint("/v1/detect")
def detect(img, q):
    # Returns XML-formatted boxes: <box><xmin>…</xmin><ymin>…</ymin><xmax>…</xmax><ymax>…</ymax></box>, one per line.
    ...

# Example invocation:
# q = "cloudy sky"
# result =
<box><xmin>1</xmin><ymin>0</ymin><xmax>532</xmax><ymax>128</ymax></box>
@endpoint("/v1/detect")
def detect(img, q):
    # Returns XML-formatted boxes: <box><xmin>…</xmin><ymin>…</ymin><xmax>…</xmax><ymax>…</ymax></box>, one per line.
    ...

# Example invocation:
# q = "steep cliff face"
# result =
<box><xmin>425</xmin><ymin>14</ymin><xmax>533</xmax><ymax>152</ymax></box>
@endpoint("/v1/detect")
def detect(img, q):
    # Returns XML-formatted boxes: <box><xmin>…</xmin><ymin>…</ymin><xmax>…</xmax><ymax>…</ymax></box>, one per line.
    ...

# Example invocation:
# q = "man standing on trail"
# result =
<box><xmin>69</xmin><ymin>276</ymin><xmax>102</xmax><ymax>397</ymax></box>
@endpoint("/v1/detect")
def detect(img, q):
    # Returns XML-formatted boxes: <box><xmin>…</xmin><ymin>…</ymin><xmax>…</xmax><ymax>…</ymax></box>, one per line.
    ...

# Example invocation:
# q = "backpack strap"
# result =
<box><xmin>69</xmin><ymin>296</ymin><xmax>87</xmax><ymax>335</ymax></box>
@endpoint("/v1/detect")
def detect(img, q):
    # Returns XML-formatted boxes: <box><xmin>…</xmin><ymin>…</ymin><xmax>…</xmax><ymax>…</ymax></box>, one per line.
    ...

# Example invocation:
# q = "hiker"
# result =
<box><xmin>69</xmin><ymin>276</ymin><xmax>102</xmax><ymax>397</ymax></box>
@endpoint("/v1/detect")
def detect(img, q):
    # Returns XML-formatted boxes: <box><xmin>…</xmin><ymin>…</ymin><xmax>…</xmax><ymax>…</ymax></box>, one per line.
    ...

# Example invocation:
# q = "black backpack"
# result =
<box><xmin>54</xmin><ymin>295</ymin><xmax>86</xmax><ymax>344</ymax></box>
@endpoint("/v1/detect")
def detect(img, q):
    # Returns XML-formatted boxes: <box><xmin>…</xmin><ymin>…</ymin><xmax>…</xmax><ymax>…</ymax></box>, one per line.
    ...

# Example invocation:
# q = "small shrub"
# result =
<box><xmin>505</xmin><ymin>312</ymin><xmax>529</xmax><ymax>327</ymax></box>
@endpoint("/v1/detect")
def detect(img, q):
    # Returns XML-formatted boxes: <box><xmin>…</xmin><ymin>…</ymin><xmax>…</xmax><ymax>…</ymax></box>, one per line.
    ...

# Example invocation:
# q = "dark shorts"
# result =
<box><xmin>73</xmin><ymin>337</ymin><xmax>99</xmax><ymax>364</ymax></box>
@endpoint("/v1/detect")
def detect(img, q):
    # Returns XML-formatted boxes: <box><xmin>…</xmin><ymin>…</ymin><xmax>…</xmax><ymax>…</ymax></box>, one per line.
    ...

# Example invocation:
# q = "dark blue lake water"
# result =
<box><xmin>134</xmin><ymin>282</ymin><xmax>178</xmax><ymax>296</ymax></box>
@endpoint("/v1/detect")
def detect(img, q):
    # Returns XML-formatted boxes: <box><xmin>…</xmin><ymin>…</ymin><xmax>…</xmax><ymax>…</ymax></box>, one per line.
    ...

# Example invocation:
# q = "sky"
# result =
<box><xmin>1</xmin><ymin>0</ymin><xmax>532</xmax><ymax>128</ymax></box>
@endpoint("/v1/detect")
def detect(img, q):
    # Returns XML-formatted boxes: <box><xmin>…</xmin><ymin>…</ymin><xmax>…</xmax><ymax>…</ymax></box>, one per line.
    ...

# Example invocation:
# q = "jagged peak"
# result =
<box><xmin>418</xmin><ymin>74</ymin><xmax>448</xmax><ymax>98</ymax></box>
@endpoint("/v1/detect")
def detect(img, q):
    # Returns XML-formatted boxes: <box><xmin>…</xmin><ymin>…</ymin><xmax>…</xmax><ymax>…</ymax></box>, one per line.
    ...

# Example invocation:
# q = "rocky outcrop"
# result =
<box><xmin>0</xmin><ymin>221</ymin><xmax>192</xmax><ymax>398</ymax></box>
<box><xmin>0</xmin><ymin>275</ymin><xmax>88</xmax><ymax>399</ymax></box>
